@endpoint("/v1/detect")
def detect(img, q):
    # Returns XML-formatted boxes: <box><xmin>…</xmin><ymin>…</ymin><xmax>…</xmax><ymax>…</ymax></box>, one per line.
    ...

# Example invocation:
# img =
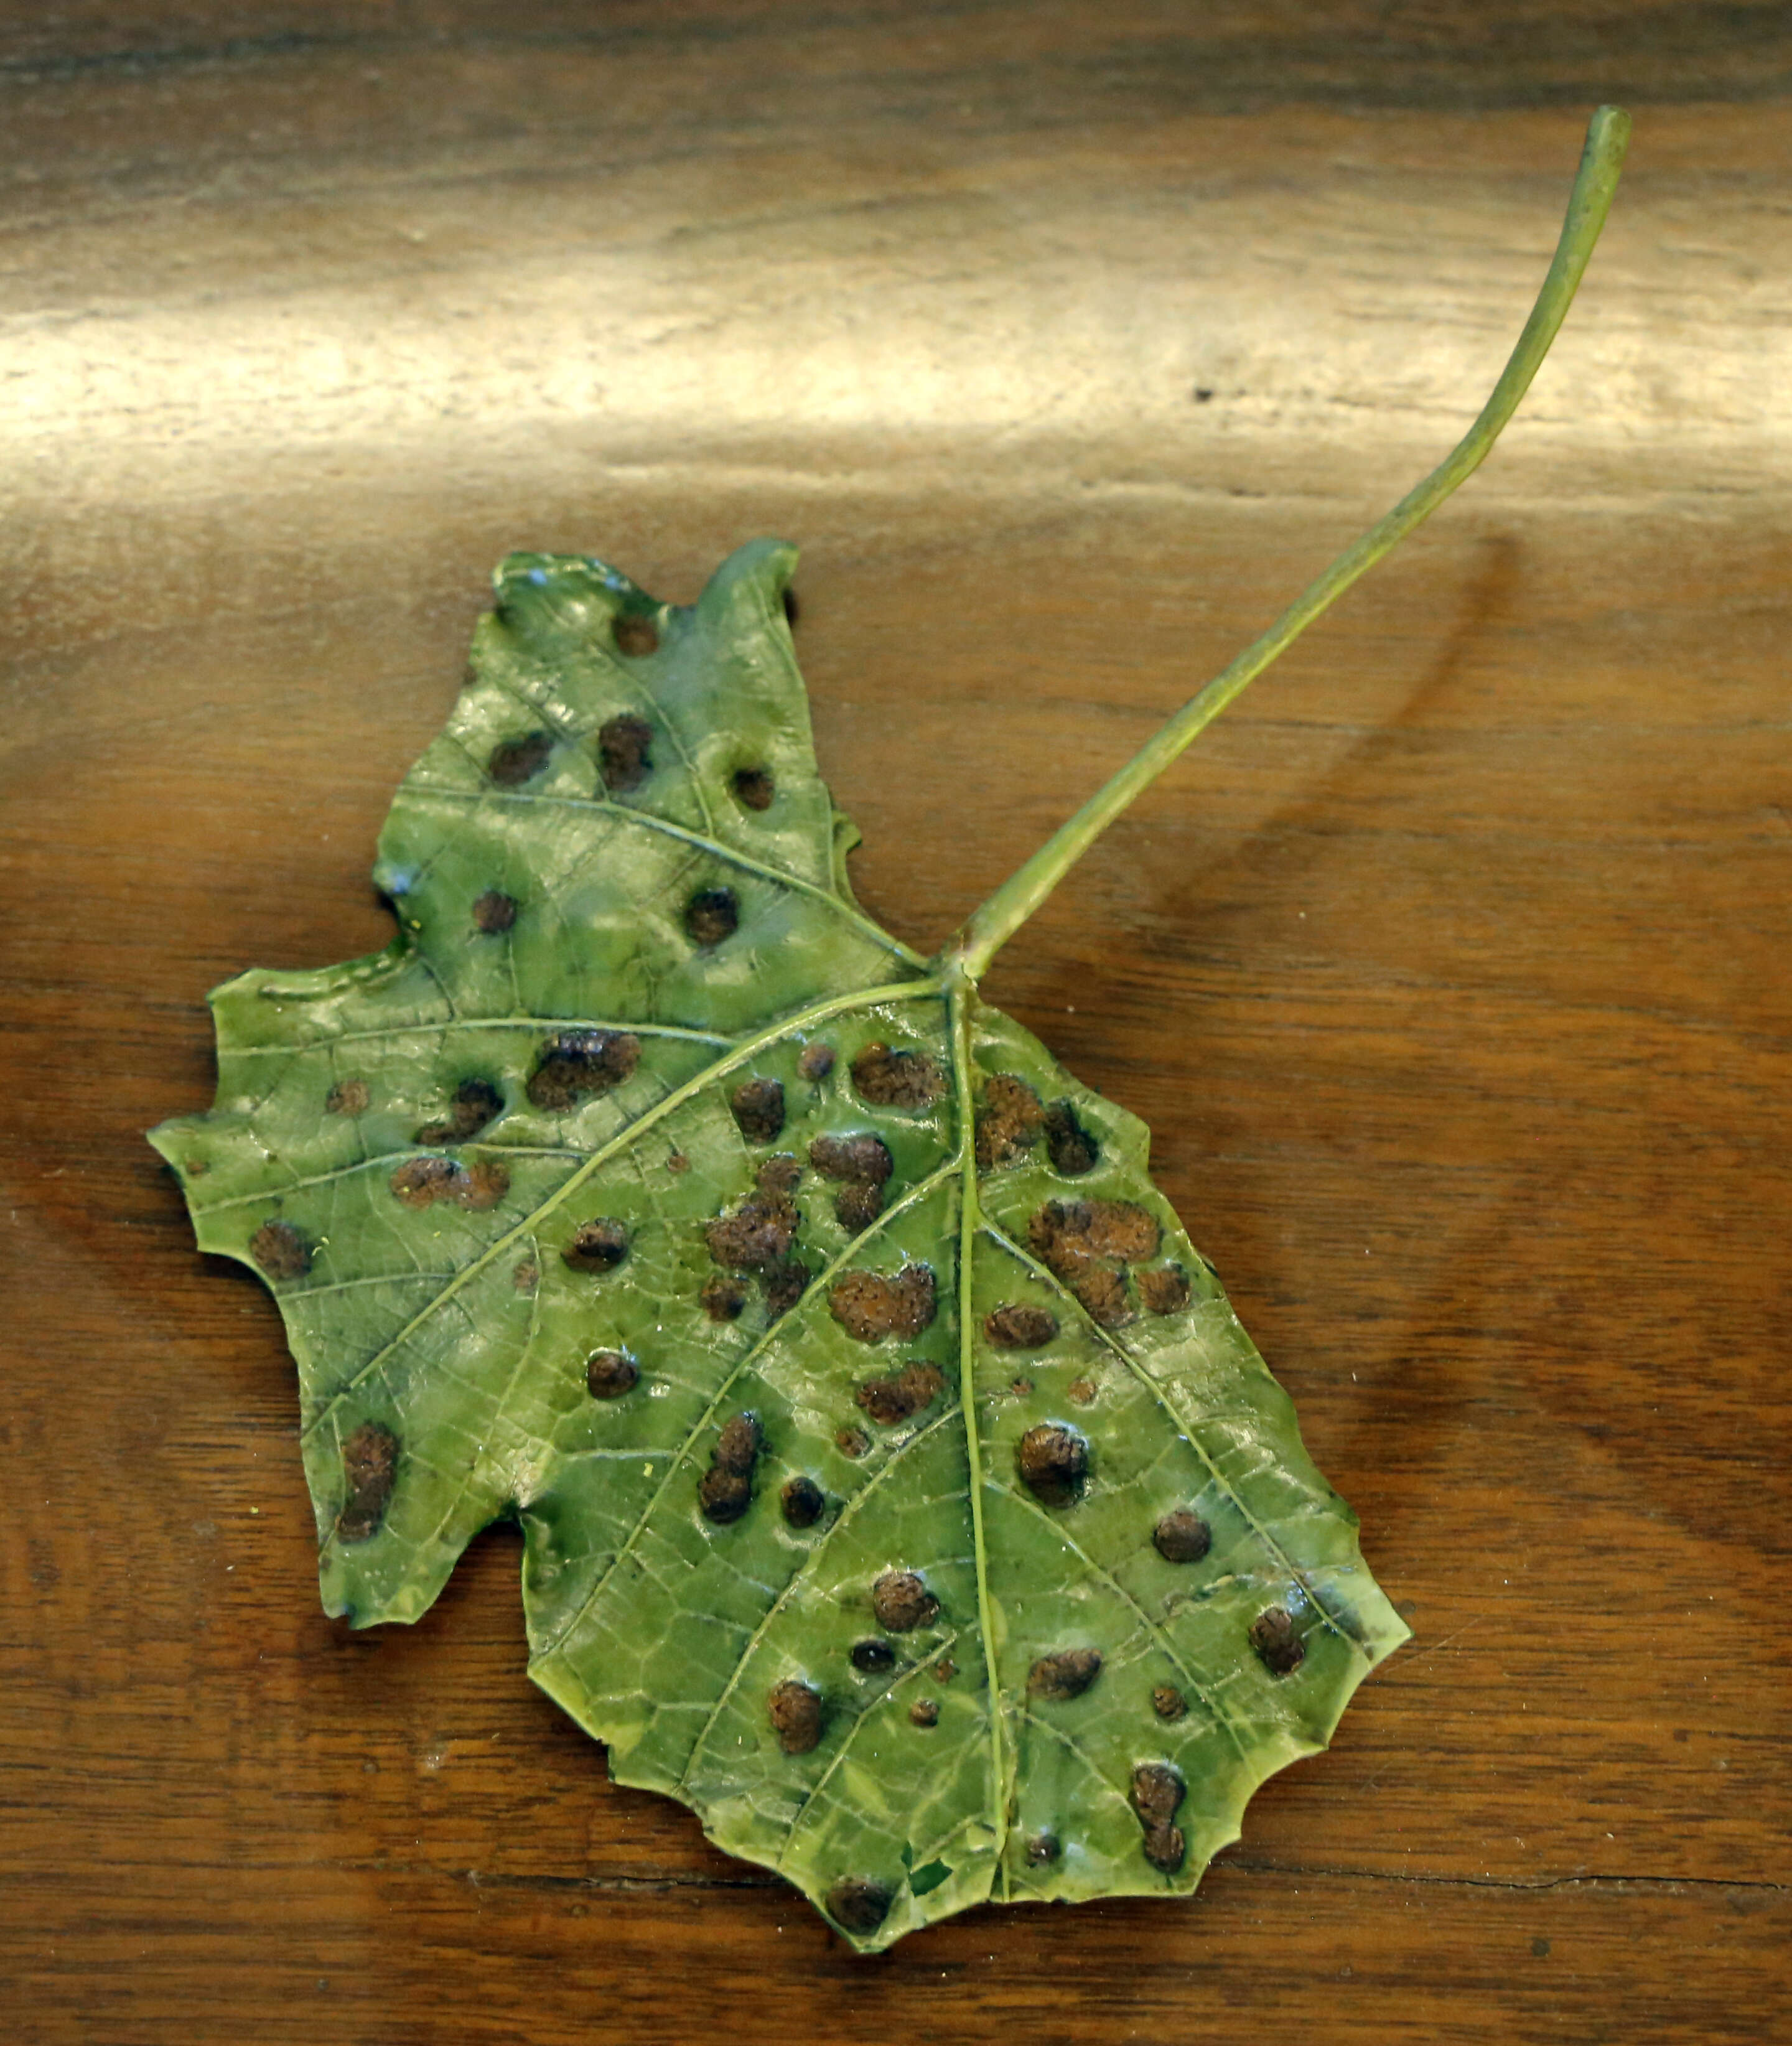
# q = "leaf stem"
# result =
<box><xmin>946</xmin><ymin>103</ymin><xmax>1630</xmax><ymax>982</ymax></box>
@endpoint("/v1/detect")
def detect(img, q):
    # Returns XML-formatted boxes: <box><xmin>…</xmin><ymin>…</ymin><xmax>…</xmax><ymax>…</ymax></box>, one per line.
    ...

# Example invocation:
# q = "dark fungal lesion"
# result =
<box><xmin>732</xmin><ymin>766</ymin><xmax>775</xmax><ymax>811</ymax></box>
<box><xmin>1138</xmin><ymin>1264</ymin><xmax>1193</xmax><ymax>1315</ymax></box>
<box><xmin>705</xmin><ymin>1161</ymin><xmax>811</xmax><ymax>1319</ymax></box>
<box><xmin>487</xmin><ymin>729</ymin><xmax>553</xmax><ymax>786</ymax></box>
<box><xmin>698</xmin><ymin>1413</ymin><xmax>762</xmax><ymax>1525</ymax></box>
<box><xmin>684</xmin><ymin>887</ymin><xmax>739</xmax><ymax>948</ymax></box>
<box><xmin>851</xmin><ymin>1042</ymin><xmax>945</xmax><ymax>1109</ymax></box>
<box><xmin>828</xmin><ymin>1264</ymin><xmax>936</xmax><ymax>1343</ymax></box>
<box><xmin>1027</xmin><ymin>1648</ymin><xmax>1103</xmax><ymax>1701</ymax></box>
<box><xmin>849</xmin><ymin>1638</ymin><xmax>896</xmax><ymax>1673</ymax></box>
<box><xmin>585</xmin><ymin>1350</ymin><xmax>638</xmax><ymax>1399</ymax></box>
<box><xmin>781</xmin><ymin>1475</ymin><xmax>826</xmax><ymax>1528</ymax></box>
<box><xmin>1152</xmin><ymin>1508</ymin><xmax>1212</xmax><ymax>1564</ymax></box>
<box><xmin>1028</xmin><ymin>1196</ymin><xmax>1160</xmax><ymax>1329</ymax></box>
<box><xmin>335</xmin><ymin>1421</ymin><xmax>398</xmax><ymax>1544</ymax></box>
<box><xmin>699</xmin><ymin>1274</ymin><xmax>747</xmax><ymax>1323</ymax></box>
<box><xmin>471</xmin><ymin>888</ymin><xmax>518</xmax><ymax>934</ymax></box>
<box><xmin>1025</xmin><ymin>1833</ymin><xmax>1061</xmax><ymax>1867</ymax></box>
<box><xmin>324</xmin><ymin>1078</ymin><xmax>369</xmax><ymax>1116</ymax></box>
<box><xmin>390</xmin><ymin>1156</ymin><xmax>510</xmax><ymax>1212</ymax></box>
<box><xmin>250</xmin><ymin>1218</ymin><xmax>310</xmax><ymax>1280</ymax></box>
<box><xmin>870</xmin><ymin>1570</ymin><xmax>938</xmax><ymax>1633</ymax></box>
<box><xmin>562</xmin><ymin>1218</ymin><xmax>629</xmax><ymax>1271</ymax></box>
<box><xmin>808</xmin><ymin>1131</ymin><xmax>894</xmax><ymax>1230</ymax></box>
<box><xmin>1043</xmin><ymin>1100</ymin><xmax>1101</xmax><ymax>1176</ymax></box>
<box><xmin>797</xmin><ymin>1042</ymin><xmax>834</xmax><ymax>1082</ymax></box>
<box><xmin>1131</xmin><ymin>1763</ymin><xmax>1187</xmax><ymax>1872</ymax></box>
<box><xmin>767</xmin><ymin>1678</ymin><xmax>824</xmax><ymax>1755</ymax></box>
<box><xmin>908</xmin><ymin>1698</ymin><xmax>940</xmax><ymax>1729</ymax></box>
<box><xmin>612</xmin><ymin>612</ymin><xmax>660</xmax><ymax>658</ymax></box>
<box><xmin>597</xmin><ymin>712</ymin><xmax>653</xmax><ymax>792</ymax></box>
<box><xmin>855</xmin><ymin>1362</ymin><xmax>945</xmax><ymax>1426</ymax></box>
<box><xmin>983</xmin><ymin>1303</ymin><xmax>1057</xmax><ymax>1351</ymax></box>
<box><xmin>1249</xmin><ymin>1605</ymin><xmax>1306</xmax><ymax>1677</ymax></box>
<box><xmin>975</xmin><ymin>1073</ymin><xmax>1043</xmax><ymax>1171</ymax></box>
<box><xmin>525</xmin><ymin>1029</ymin><xmax>640</xmax><ymax>1111</ymax></box>
<box><xmin>824</xmin><ymin>1877</ymin><xmax>892</xmax><ymax>1935</ymax></box>
<box><xmin>415</xmin><ymin>1077</ymin><xmax>504</xmax><ymax>1146</ymax></box>
<box><xmin>1015</xmin><ymin>1422</ymin><xmax>1088</xmax><ymax>1508</ymax></box>
<box><xmin>729</xmin><ymin>1078</ymin><xmax>785</xmax><ymax>1144</ymax></box>
<box><xmin>1152</xmin><ymin>1684</ymin><xmax>1188</xmax><ymax>1722</ymax></box>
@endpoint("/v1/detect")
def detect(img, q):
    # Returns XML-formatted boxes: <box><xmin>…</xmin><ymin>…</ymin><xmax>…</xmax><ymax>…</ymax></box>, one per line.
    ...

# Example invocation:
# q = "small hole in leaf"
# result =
<box><xmin>613</xmin><ymin>613</ymin><xmax>659</xmax><ymax>657</ymax></box>
<box><xmin>732</xmin><ymin>767</ymin><xmax>775</xmax><ymax>811</ymax></box>
<box><xmin>488</xmin><ymin>731</ymin><xmax>553</xmax><ymax>786</ymax></box>
<box><xmin>472</xmin><ymin>890</ymin><xmax>518</xmax><ymax>934</ymax></box>
<box><xmin>684</xmin><ymin>887</ymin><xmax>739</xmax><ymax>948</ymax></box>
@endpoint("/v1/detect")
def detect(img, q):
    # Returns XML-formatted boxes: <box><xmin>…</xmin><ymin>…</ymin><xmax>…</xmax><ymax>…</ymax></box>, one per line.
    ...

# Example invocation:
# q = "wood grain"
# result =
<box><xmin>1</xmin><ymin>5</ymin><xmax>1788</xmax><ymax>2040</ymax></box>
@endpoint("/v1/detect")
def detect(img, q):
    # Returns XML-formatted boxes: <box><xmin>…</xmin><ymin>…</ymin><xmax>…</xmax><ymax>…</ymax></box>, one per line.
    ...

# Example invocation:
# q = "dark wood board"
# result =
<box><xmin>1</xmin><ymin>5</ymin><xmax>1788</xmax><ymax>2040</ymax></box>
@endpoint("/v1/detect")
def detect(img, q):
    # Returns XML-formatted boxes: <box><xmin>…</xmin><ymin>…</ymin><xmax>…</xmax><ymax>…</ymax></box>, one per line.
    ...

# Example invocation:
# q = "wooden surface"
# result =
<box><xmin>2</xmin><ymin>4</ymin><xmax>1789</xmax><ymax>2039</ymax></box>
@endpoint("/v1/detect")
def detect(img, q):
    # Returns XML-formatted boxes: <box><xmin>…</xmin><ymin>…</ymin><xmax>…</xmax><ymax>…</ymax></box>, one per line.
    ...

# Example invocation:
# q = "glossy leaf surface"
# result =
<box><xmin>151</xmin><ymin>541</ymin><xmax>1407</xmax><ymax>1950</ymax></box>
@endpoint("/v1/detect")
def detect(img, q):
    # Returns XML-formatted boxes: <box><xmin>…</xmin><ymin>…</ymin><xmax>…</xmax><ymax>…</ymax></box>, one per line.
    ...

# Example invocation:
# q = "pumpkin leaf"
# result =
<box><xmin>149</xmin><ymin>108</ymin><xmax>1630</xmax><ymax>1950</ymax></box>
<box><xmin>150</xmin><ymin>536</ymin><xmax>1406</xmax><ymax>1946</ymax></box>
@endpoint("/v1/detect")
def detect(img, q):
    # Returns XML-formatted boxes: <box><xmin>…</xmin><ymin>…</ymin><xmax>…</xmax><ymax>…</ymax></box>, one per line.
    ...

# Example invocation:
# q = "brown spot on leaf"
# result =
<box><xmin>829</xmin><ymin>1265</ymin><xmax>936</xmax><ymax>1343</ymax></box>
<box><xmin>597</xmin><ymin>712</ymin><xmax>653</xmax><ymax>792</ymax></box>
<box><xmin>1066</xmin><ymin>1377</ymin><xmax>1098</xmax><ymax>1406</ymax></box>
<box><xmin>763</xmin><ymin>1258</ymin><xmax>812</xmax><ymax>1319</ymax></box>
<box><xmin>488</xmin><ymin>731</ymin><xmax>553</xmax><ymax>786</ymax></box>
<box><xmin>767</xmin><ymin>1678</ymin><xmax>824</xmax><ymax>1755</ymax></box>
<box><xmin>984</xmin><ymin>1303</ymin><xmax>1057</xmax><ymax>1351</ymax></box>
<box><xmin>472</xmin><ymin>889</ymin><xmax>518</xmax><ymax>934</ymax></box>
<box><xmin>250</xmin><ymin>1220</ymin><xmax>310</xmax><ymax>1281</ymax></box>
<box><xmin>1025</xmin><ymin>1833</ymin><xmax>1061</xmax><ymax>1867</ymax></box>
<box><xmin>798</xmin><ymin>1042</ymin><xmax>835</xmax><ymax>1081</ymax></box>
<box><xmin>1139</xmin><ymin>1264</ymin><xmax>1192</xmax><ymax>1315</ymax></box>
<box><xmin>684</xmin><ymin>887</ymin><xmax>739</xmax><ymax>948</ymax></box>
<box><xmin>1131</xmin><ymin>1763</ymin><xmax>1187</xmax><ymax>1871</ymax></box>
<box><xmin>1153</xmin><ymin>1508</ymin><xmax>1212</xmax><ymax>1564</ymax></box>
<box><xmin>563</xmin><ymin>1218</ymin><xmax>629</xmax><ymax>1273</ymax></box>
<box><xmin>335</xmin><ymin>1422</ymin><xmax>398</xmax><ymax>1543</ymax></box>
<box><xmin>1015</xmin><ymin>1423</ymin><xmax>1088</xmax><ymax>1507</ymax></box>
<box><xmin>833</xmin><ymin>1181</ymin><xmax>884</xmax><ymax>1231</ymax></box>
<box><xmin>526</xmin><ymin>1029</ymin><xmax>640</xmax><ymax>1111</ymax></box>
<box><xmin>1043</xmin><ymin>1100</ymin><xmax>1100</xmax><ymax>1176</ymax></box>
<box><xmin>975</xmin><ymin>1073</ymin><xmax>1043</xmax><ymax>1171</ymax></box>
<box><xmin>851</xmin><ymin>1042</ymin><xmax>945</xmax><ymax>1108</ymax></box>
<box><xmin>729</xmin><ymin>1078</ymin><xmax>785</xmax><ymax>1144</ymax></box>
<box><xmin>1028</xmin><ymin>1198</ymin><xmax>1159</xmax><ymax>1328</ymax></box>
<box><xmin>666</xmin><ymin>1149</ymin><xmax>690</xmax><ymax>1174</ymax></box>
<box><xmin>698</xmin><ymin>1413</ymin><xmax>761</xmax><ymax>1525</ymax></box>
<box><xmin>706</xmin><ymin>1183</ymin><xmax>798</xmax><ymax>1271</ymax></box>
<box><xmin>586</xmin><ymin>1350</ymin><xmax>638</xmax><ymax>1399</ymax></box>
<box><xmin>1008</xmin><ymin>1376</ymin><xmax>1034</xmax><ymax>1398</ymax></box>
<box><xmin>732</xmin><ymin>767</ymin><xmax>775</xmax><ymax>811</ymax></box>
<box><xmin>835</xmin><ymin>1425</ymin><xmax>870</xmax><ymax>1460</ymax></box>
<box><xmin>757</xmin><ymin>1154</ymin><xmax>801</xmax><ymax>1195</ymax></box>
<box><xmin>512</xmin><ymin>1258</ymin><xmax>538</xmax><ymax>1292</ymax></box>
<box><xmin>909</xmin><ymin>1698</ymin><xmax>940</xmax><ymax>1729</ymax></box>
<box><xmin>389</xmin><ymin>1156</ymin><xmax>511</xmax><ymax>1212</ymax></box>
<box><xmin>872</xmin><ymin>1570</ymin><xmax>939</xmax><ymax>1632</ymax></box>
<box><xmin>325</xmin><ymin>1078</ymin><xmax>369</xmax><ymax>1116</ymax></box>
<box><xmin>824</xmin><ymin>1878</ymin><xmax>892</xmax><ymax>1935</ymax></box>
<box><xmin>935</xmin><ymin>1658</ymin><xmax>957</xmax><ymax>1682</ymax></box>
<box><xmin>851</xmin><ymin>1638</ymin><xmax>895</xmax><ymax>1673</ymax></box>
<box><xmin>416</xmin><ymin>1077</ymin><xmax>504</xmax><ymax>1146</ymax></box>
<box><xmin>612</xmin><ymin>612</ymin><xmax>659</xmax><ymax>657</ymax></box>
<box><xmin>1152</xmin><ymin>1685</ymin><xmax>1188</xmax><ymax>1722</ymax></box>
<box><xmin>700</xmin><ymin>1274</ymin><xmax>747</xmax><ymax>1323</ymax></box>
<box><xmin>1249</xmin><ymin>1605</ymin><xmax>1305</xmax><ymax>1677</ymax></box>
<box><xmin>1027</xmin><ymin>1648</ymin><xmax>1103</xmax><ymax>1701</ymax></box>
<box><xmin>809</xmin><ymin>1133</ymin><xmax>894</xmax><ymax>1185</ymax></box>
<box><xmin>856</xmin><ymin>1362</ymin><xmax>945</xmax><ymax>1427</ymax></box>
<box><xmin>781</xmin><ymin>1475</ymin><xmax>825</xmax><ymax>1528</ymax></box>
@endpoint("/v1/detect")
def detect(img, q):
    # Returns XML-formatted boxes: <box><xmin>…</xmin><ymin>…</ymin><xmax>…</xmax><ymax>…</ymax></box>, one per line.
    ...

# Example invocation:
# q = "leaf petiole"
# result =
<box><xmin>947</xmin><ymin>103</ymin><xmax>1631</xmax><ymax>982</ymax></box>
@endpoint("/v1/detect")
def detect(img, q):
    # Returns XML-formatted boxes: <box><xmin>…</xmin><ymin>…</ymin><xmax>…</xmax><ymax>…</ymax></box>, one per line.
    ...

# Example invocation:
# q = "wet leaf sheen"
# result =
<box><xmin>151</xmin><ymin>541</ymin><xmax>1407</xmax><ymax>1950</ymax></box>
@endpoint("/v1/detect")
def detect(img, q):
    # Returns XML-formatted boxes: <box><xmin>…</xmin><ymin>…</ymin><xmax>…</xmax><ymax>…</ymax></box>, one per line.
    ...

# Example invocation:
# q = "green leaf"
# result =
<box><xmin>151</xmin><ymin>539</ymin><xmax>1407</xmax><ymax>1951</ymax></box>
